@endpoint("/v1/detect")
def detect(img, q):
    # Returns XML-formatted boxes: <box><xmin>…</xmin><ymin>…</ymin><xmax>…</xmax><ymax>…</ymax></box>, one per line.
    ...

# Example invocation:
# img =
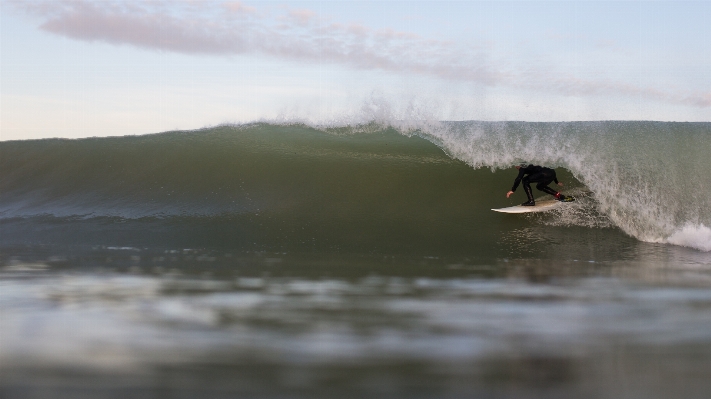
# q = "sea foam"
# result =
<box><xmin>667</xmin><ymin>224</ymin><xmax>711</xmax><ymax>252</ymax></box>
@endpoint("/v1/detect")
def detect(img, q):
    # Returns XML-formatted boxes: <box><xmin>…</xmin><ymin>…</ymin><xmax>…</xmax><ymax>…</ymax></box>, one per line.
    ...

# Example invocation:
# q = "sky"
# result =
<box><xmin>1</xmin><ymin>0</ymin><xmax>710</xmax><ymax>140</ymax></box>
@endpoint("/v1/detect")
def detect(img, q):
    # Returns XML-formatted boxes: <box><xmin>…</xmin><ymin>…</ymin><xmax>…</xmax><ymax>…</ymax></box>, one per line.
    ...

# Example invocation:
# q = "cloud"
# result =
<box><xmin>288</xmin><ymin>9</ymin><xmax>316</xmax><ymax>26</ymax></box>
<box><xmin>11</xmin><ymin>0</ymin><xmax>710</xmax><ymax>109</ymax></box>
<box><xmin>223</xmin><ymin>1</ymin><xmax>255</xmax><ymax>14</ymax></box>
<box><xmin>684</xmin><ymin>92</ymin><xmax>711</xmax><ymax>108</ymax></box>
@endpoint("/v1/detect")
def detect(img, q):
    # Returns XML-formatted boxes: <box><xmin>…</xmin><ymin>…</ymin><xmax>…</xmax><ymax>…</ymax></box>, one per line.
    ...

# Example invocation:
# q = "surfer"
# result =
<box><xmin>506</xmin><ymin>163</ymin><xmax>571</xmax><ymax>206</ymax></box>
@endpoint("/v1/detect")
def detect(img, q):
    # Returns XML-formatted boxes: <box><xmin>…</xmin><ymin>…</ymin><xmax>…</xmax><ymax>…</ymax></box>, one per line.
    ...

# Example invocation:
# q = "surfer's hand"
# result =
<box><xmin>506</xmin><ymin>191</ymin><xmax>514</xmax><ymax>198</ymax></box>
<box><xmin>557</xmin><ymin>182</ymin><xmax>564</xmax><ymax>187</ymax></box>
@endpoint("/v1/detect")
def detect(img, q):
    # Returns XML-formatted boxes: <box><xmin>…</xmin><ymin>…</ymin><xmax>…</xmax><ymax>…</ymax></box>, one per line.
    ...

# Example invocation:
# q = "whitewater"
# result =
<box><xmin>399</xmin><ymin>120</ymin><xmax>711</xmax><ymax>251</ymax></box>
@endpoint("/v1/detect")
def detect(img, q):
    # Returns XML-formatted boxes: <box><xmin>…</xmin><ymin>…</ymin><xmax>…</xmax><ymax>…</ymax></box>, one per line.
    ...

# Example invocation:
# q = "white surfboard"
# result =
<box><xmin>492</xmin><ymin>199</ymin><xmax>562</xmax><ymax>214</ymax></box>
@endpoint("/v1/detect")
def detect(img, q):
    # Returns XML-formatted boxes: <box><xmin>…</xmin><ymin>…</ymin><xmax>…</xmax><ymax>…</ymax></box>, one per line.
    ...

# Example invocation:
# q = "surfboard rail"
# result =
<box><xmin>492</xmin><ymin>199</ymin><xmax>562</xmax><ymax>214</ymax></box>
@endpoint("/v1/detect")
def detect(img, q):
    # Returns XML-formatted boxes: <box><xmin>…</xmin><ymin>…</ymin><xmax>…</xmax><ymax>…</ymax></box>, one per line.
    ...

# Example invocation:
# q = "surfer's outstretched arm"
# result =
<box><xmin>507</xmin><ymin>166</ymin><xmax>527</xmax><ymax>198</ymax></box>
<box><xmin>510</xmin><ymin>169</ymin><xmax>526</xmax><ymax>192</ymax></box>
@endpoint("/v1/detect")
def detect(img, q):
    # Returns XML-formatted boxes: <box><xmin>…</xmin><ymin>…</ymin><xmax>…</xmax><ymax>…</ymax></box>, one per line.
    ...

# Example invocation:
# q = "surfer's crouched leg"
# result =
<box><xmin>522</xmin><ymin>182</ymin><xmax>535</xmax><ymax>206</ymax></box>
<box><xmin>536</xmin><ymin>182</ymin><xmax>558</xmax><ymax>196</ymax></box>
<box><xmin>536</xmin><ymin>182</ymin><xmax>570</xmax><ymax>201</ymax></box>
<box><xmin>535</xmin><ymin>183</ymin><xmax>573</xmax><ymax>201</ymax></box>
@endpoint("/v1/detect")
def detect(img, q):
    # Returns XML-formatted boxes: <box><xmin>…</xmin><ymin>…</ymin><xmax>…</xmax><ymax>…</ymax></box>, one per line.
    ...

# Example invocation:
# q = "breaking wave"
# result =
<box><xmin>1</xmin><ymin>120</ymin><xmax>709</xmax><ymax>252</ymax></box>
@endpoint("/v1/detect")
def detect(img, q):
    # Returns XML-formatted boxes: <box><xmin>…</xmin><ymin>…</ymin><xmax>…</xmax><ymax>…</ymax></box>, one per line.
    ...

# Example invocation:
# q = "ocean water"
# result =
<box><xmin>1</xmin><ymin>121</ymin><xmax>711</xmax><ymax>398</ymax></box>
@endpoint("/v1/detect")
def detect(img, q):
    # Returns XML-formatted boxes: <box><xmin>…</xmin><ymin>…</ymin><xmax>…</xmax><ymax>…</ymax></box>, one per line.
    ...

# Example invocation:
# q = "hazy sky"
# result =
<box><xmin>2</xmin><ymin>0</ymin><xmax>710</xmax><ymax>140</ymax></box>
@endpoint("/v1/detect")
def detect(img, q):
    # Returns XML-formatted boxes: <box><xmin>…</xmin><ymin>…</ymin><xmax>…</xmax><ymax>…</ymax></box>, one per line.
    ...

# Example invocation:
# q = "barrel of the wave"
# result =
<box><xmin>417</xmin><ymin>121</ymin><xmax>710</xmax><ymax>252</ymax></box>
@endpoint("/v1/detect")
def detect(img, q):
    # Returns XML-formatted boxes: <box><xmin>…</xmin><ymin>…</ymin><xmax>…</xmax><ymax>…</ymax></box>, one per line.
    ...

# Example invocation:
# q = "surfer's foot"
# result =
<box><xmin>521</xmin><ymin>200</ymin><xmax>536</xmax><ymax>206</ymax></box>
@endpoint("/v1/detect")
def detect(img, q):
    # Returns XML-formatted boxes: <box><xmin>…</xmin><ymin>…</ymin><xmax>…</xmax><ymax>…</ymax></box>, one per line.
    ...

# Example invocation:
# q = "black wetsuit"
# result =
<box><xmin>511</xmin><ymin>164</ymin><xmax>560</xmax><ymax>203</ymax></box>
